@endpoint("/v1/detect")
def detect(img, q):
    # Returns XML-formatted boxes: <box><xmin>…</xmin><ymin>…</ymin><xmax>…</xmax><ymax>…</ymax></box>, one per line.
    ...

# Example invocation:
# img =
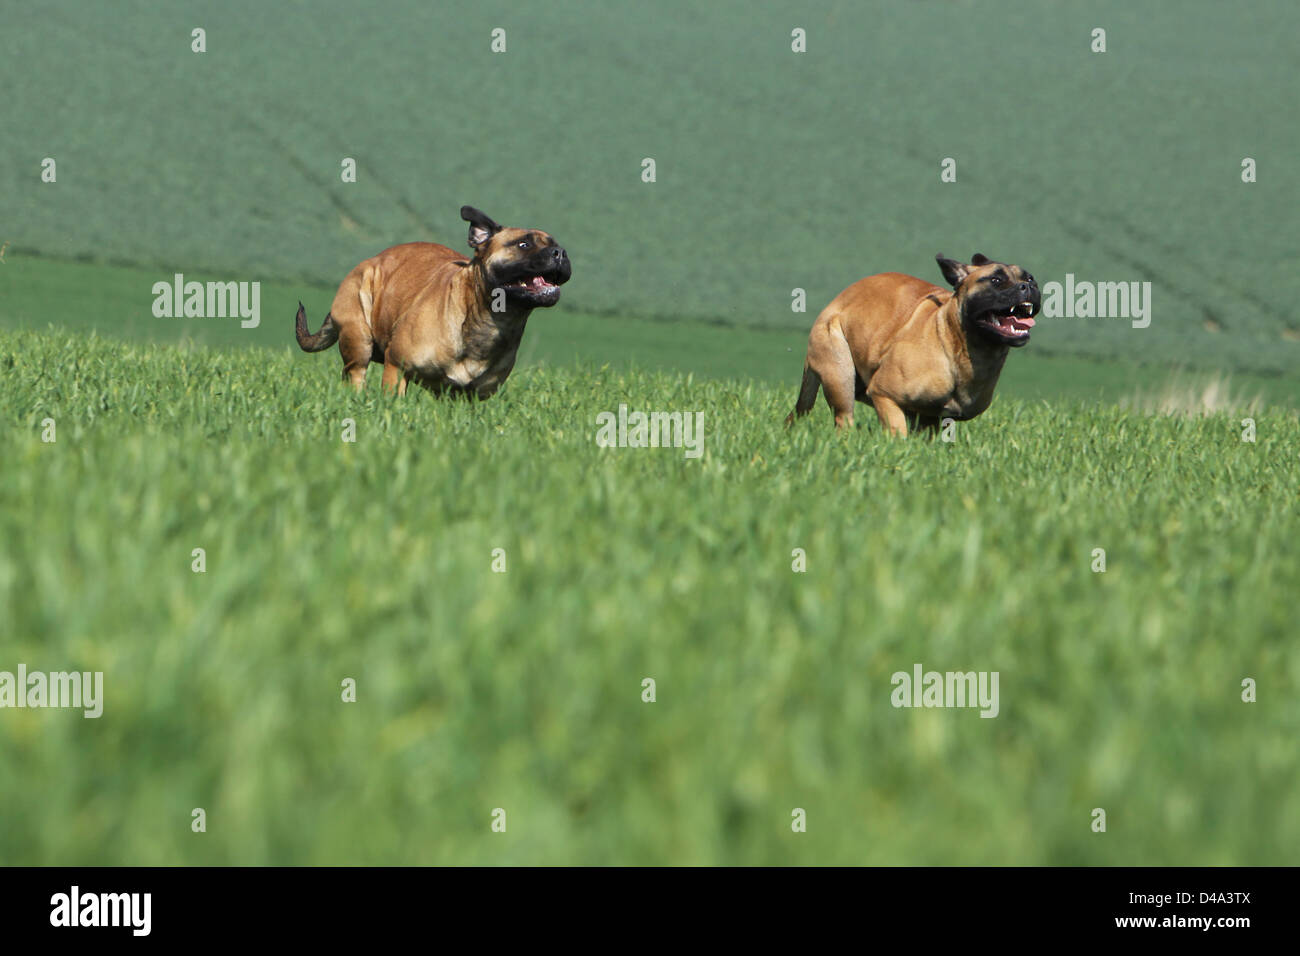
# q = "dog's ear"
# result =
<box><xmin>936</xmin><ymin>254</ymin><xmax>972</xmax><ymax>288</ymax></box>
<box><xmin>461</xmin><ymin>206</ymin><xmax>502</xmax><ymax>250</ymax></box>
<box><xmin>970</xmin><ymin>253</ymin><xmax>991</xmax><ymax>266</ymax></box>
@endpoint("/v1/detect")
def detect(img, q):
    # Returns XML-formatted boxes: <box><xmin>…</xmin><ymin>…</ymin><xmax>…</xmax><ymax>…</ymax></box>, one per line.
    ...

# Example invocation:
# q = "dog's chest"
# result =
<box><xmin>425</xmin><ymin>315</ymin><xmax>526</xmax><ymax>389</ymax></box>
<box><xmin>941</xmin><ymin>385</ymin><xmax>992</xmax><ymax>420</ymax></box>
<box><xmin>442</xmin><ymin>356</ymin><xmax>493</xmax><ymax>387</ymax></box>
<box><xmin>941</xmin><ymin>350</ymin><xmax>1008</xmax><ymax>419</ymax></box>
<box><xmin>445</xmin><ymin>351</ymin><xmax>517</xmax><ymax>389</ymax></box>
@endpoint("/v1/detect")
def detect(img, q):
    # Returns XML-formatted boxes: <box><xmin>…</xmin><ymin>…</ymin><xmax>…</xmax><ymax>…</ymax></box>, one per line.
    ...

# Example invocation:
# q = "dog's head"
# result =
<box><xmin>936</xmin><ymin>253</ymin><xmax>1040</xmax><ymax>347</ymax></box>
<box><xmin>462</xmin><ymin>206</ymin><xmax>571</xmax><ymax>307</ymax></box>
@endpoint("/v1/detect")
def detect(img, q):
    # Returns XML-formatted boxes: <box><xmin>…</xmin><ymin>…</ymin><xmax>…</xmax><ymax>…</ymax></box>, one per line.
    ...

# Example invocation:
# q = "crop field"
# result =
<box><xmin>0</xmin><ymin>330</ymin><xmax>1296</xmax><ymax>865</ymax></box>
<box><xmin>0</xmin><ymin>0</ymin><xmax>1297</xmax><ymax>870</ymax></box>
<box><xmin>2</xmin><ymin>0</ymin><xmax>1297</xmax><ymax>374</ymax></box>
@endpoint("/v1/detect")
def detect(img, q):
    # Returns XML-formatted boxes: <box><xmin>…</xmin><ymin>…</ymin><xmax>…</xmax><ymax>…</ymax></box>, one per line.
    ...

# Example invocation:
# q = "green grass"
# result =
<box><xmin>1</xmin><ymin>329</ymin><xmax>1296</xmax><ymax>864</ymax></box>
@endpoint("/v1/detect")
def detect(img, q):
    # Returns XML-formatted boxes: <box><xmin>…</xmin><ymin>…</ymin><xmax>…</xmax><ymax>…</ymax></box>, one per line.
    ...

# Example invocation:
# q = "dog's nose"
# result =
<box><xmin>553</xmin><ymin>247</ymin><xmax>566</xmax><ymax>262</ymax></box>
<box><xmin>1019</xmin><ymin>281</ymin><xmax>1032</xmax><ymax>295</ymax></box>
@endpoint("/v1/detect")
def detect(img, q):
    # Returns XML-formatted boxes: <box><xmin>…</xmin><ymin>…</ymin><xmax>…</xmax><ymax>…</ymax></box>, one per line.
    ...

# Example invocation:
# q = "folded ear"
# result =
<box><xmin>461</xmin><ymin>206</ymin><xmax>502</xmax><ymax>249</ymax></box>
<box><xmin>970</xmin><ymin>253</ymin><xmax>991</xmax><ymax>266</ymax></box>
<box><xmin>936</xmin><ymin>254</ymin><xmax>972</xmax><ymax>288</ymax></box>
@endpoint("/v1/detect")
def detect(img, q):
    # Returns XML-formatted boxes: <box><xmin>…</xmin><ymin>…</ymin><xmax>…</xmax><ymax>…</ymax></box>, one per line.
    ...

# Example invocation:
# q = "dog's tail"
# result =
<box><xmin>785</xmin><ymin>364</ymin><xmax>821</xmax><ymax>426</ymax></box>
<box><xmin>295</xmin><ymin>302</ymin><xmax>339</xmax><ymax>352</ymax></box>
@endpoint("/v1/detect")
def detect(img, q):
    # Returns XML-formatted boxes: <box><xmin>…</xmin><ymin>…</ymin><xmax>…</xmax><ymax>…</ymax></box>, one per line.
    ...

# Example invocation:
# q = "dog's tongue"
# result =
<box><xmin>1001</xmin><ymin>314</ymin><xmax>1035</xmax><ymax>331</ymax></box>
<box><xmin>530</xmin><ymin>275</ymin><xmax>549</xmax><ymax>289</ymax></box>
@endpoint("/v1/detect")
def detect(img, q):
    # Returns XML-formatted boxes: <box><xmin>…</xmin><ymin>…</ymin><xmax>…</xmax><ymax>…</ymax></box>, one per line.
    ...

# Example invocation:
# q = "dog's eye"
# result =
<box><xmin>517</xmin><ymin>240</ymin><xmax>532</xmax><ymax>250</ymax></box>
<box><xmin>989</xmin><ymin>275</ymin><xmax>1004</xmax><ymax>286</ymax></box>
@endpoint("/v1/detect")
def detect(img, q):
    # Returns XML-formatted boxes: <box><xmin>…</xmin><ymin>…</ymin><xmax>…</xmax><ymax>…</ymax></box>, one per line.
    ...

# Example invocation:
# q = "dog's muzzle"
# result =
<box><xmin>972</xmin><ymin>282</ymin><xmax>1040</xmax><ymax>346</ymax></box>
<box><xmin>499</xmin><ymin>247</ymin><xmax>570</xmax><ymax>306</ymax></box>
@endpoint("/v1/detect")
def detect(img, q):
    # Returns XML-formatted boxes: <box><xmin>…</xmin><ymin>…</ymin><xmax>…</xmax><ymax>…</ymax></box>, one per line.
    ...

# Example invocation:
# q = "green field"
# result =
<box><xmin>2</xmin><ymin>0</ymin><xmax>1298</xmax><ymax>374</ymax></box>
<box><xmin>1</xmin><ymin>1</ymin><xmax>1297</xmax><ymax>866</ymax></box>
<box><xmin>0</xmin><ymin>330</ymin><xmax>1296</xmax><ymax>865</ymax></box>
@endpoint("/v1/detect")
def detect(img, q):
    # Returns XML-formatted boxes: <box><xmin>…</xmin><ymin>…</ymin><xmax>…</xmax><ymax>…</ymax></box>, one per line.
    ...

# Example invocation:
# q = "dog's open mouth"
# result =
<box><xmin>977</xmin><ymin>301</ymin><xmax>1036</xmax><ymax>343</ymax></box>
<box><xmin>505</xmin><ymin>274</ymin><xmax>560</xmax><ymax>295</ymax></box>
<box><xmin>498</xmin><ymin>269</ymin><xmax>566</xmax><ymax>306</ymax></box>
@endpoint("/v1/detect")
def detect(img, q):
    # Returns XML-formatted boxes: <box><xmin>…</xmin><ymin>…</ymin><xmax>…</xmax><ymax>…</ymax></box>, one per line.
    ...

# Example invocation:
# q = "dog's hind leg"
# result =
<box><xmin>338</xmin><ymin>325</ymin><xmax>372</xmax><ymax>391</ymax></box>
<box><xmin>813</xmin><ymin>326</ymin><xmax>857</xmax><ymax>430</ymax></box>
<box><xmin>822</xmin><ymin>370</ymin><xmax>856</xmax><ymax>430</ymax></box>
<box><xmin>329</xmin><ymin>267</ymin><xmax>378</xmax><ymax>391</ymax></box>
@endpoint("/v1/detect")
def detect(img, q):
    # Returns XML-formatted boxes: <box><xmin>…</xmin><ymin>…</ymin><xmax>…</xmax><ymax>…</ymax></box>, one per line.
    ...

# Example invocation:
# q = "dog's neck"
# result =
<box><xmin>462</xmin><ymin>259</ymin><xmax>531</xmax><ymax>353</ymax></box>
<box><xmin>938</xmin><ymin>295</ymin><xmax>1011</xmax><ymax>367</ymax></box>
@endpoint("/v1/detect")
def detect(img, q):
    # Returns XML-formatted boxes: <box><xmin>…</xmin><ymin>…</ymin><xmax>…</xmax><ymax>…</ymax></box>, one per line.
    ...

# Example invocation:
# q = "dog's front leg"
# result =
<box><xmin>381</xmin><ymin>362</ymin><xmax>408</xmax><ymax>396</ymax></box>
<box><xmin>869</xmin><ymin>393</ymin><xmax>909</xmax><ymax>437</ymax></box>
<box><xmin>911</xmin><ymin>414</ymin><xmax>942</xmax><ymax>438</ymax></box>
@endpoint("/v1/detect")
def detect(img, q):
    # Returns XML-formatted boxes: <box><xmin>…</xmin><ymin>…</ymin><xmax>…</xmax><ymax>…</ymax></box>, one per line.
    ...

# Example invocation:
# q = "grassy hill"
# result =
<box><xmin>2</xmin><ymin>0</ymin><xmax>1297</xmax><ymax>377</ymax></box>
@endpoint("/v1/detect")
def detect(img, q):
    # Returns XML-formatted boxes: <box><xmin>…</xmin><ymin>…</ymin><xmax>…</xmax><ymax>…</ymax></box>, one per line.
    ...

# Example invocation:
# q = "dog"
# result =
<box><xmin>785</xmin><ymin>254</ymin><xmax>1040</xmax><ymax>436</ymax></box>
<box><xmin>295</xmin><ymin>206</ymin><xmax>571</xmax><ymax>398</ymax></box>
